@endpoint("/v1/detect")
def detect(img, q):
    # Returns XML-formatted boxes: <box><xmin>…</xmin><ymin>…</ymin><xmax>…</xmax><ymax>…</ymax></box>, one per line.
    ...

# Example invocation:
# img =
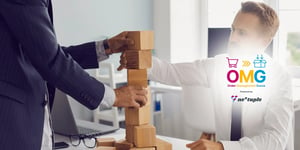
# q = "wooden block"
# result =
<box><xmin>126</xmin><ymin>125</ymin><xmax>135</xmax><ymax>143</ymax></box>
<box><xmin>127</xmin><ymin>79</ymin><xmax>148</xmax><ymax>87</ymax></box>
<box><xmin>125</xmin><ymin>104</ymin><xmax>151</xmax><ymax>126</ymax></box>
<box><xmin>125</xmin><ymin>50</ymin><xmax>152</xmax><ymax>69</ymax></box>
<box><xmin>155</xmin><ymin>138</ymin><xmax>172</xmax><ymax>150</ymax></box>
<box><xmin>130</xmin><ymin>147</ymin><xmax>155</xmax><ymax>150</ymax></box>
<box><xmin>96</xmin><ymin>138</ymin><xmax>116</xmax><ymax>147</ymax></box>
<box><xmin>127</xmin><ymin>69</ymin><xmax>148</xmax><ymax>87</ymax></box>
<box><xmin>134</xmin><ymin>124</ymin><xmax>156</xmax><ymax>147</ymax></box>
<box><xmin>115</xmin><ymin>139</ymin><xmax>134</xmax><ymax>150</ymax></box>
<box><xmin>127</xmin><ymin>31</ymin><xmax>154</xmax><ymax>50</ymax></box>
<box><xmin>127</xmin><ymin>69</ymin><xmax>147</xmax><ymax>81</ymax></box>
<box><xmin>95</xmin><ymin>146</ymin><xmax>117</xmax><ymax>150</ymax></box>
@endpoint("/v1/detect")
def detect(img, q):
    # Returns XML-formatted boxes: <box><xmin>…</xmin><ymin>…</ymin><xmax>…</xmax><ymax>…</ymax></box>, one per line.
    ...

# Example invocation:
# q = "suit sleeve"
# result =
<box><xmin>0</xmin><ymin>1</ymin><xmax>104</xmax><ymax>109</ymax></box>
<box><xmin>61</xmin><ymin>42</ymin><xmax>99</xmax><ymax>69</ymax></box>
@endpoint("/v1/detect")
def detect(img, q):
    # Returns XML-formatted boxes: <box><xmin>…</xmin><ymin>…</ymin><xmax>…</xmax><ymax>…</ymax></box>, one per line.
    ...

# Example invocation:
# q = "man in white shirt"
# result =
<box><xmin>119</xmin><ymin>1</ymin><xmax>294</xmax><ymax>150</ymax></box>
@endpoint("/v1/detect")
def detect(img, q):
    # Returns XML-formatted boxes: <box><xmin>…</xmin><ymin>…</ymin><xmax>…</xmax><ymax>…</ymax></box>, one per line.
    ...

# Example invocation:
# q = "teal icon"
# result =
<box><xmin>253</xmin><ymin>55</ymin><xmax>266</xmax><ymax>68</ymax></box>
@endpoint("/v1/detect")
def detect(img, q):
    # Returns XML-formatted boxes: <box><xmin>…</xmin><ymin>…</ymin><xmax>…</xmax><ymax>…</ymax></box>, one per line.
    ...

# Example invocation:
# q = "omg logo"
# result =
<box><xmin>227</xmin><ymin>70</ymin><xmax>266</xmax><ymax>83</ymax></box>
<box><xmin>226</xmin><ymin>55</ymin><xmax>266</xmax><ymax>88</ymax></box>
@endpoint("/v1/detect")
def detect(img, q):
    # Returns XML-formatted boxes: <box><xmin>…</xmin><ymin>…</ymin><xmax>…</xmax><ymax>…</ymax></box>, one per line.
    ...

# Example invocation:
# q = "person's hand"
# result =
<box><xmin>113</xmin><ymin>85</ymin><xmax>148</xmax><ymax>108</ymax></box>
<box><xmin>117</xmin><ymin>52</ymin><xmax>127</xmax><ymax>71</ymax></box>
<box><xmin>199</xmin><ymin>133</ymin><xmax>214</xmax><ymax>141</ymax></box>
<box><xmin>106</xmin><ymin>32</ymin><xmax>134</xmax><ymax>55</ymax></box>
<box><xmin>186</xmin><ymin>139</ymin><xmax>224</xmax><ymax>150</ymax></box>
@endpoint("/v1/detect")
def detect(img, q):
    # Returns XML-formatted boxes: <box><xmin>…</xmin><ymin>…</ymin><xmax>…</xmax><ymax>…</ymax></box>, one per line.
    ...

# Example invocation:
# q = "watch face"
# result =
<box><xmin>104</xmin><ymin>39</ymin><xmax>110</xmax><ymax>50</ymax></box>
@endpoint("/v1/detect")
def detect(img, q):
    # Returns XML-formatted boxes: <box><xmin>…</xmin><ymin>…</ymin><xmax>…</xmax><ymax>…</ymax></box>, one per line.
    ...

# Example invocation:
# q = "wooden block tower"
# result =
<box><xmin>95</xmin><ymin>31</ymin><xmax>172</xmax><ymax>150</ymax></box>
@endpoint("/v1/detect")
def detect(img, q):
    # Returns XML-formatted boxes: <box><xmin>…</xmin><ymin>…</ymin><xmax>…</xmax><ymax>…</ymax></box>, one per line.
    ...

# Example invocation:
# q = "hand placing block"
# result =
<box><xmin>134</xmin><ymin>124</ymin><xmax>156</xmax><ymax>147</ymax></box>
<box><xmin>155</xmin><ymin>138</ymin><xmax>172</xmax><ymax>150</ymax></box>
<box><xmin>115</xmin><ymin>140</ymin><xmax>134</xmax><ymax>150</ymax></box>
<box><xmin>96</xmin><ymin>138</ymin><xmax>116</xmax><ymax>147</ymax></box>
<box><xmin>125</xmin><ymin>104</ymin><xmax>151</xmax><ymax>126</ymax></box>
<box><xmin>127</xmin><ymin>69</ymin><xmax>148</xmax><ymax>87</ymax></box>
<box><xmin>125</xmin><ymin>50</ymin><xmax>152</xmax><ymax>69</ymax></box>
<box><xmin>127</xmin><ymin>31</ymin><xmax>154</xmax><ymax>50</ymax></box>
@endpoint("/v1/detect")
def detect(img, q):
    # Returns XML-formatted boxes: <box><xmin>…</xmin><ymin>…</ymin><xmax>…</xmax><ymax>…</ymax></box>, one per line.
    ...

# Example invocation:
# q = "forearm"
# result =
<box><xmin>148</xmin><ymin>57</ymin><xmax>211</xmax><ymax>87</ymax></box>
<box><xmin>61</xmin><ymin>42</ymin><xmax>99</xmax><ymax>69</ymax></box>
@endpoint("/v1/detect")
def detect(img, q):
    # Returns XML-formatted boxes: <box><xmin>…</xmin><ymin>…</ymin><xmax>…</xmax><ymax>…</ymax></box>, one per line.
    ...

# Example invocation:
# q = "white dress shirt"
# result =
<box><xmin>149</xmin><ymin>54</ymin><xmax>294</xmax><ymax>150</ymax></box>
<box><xmin>41</xmin><ymin>41</ymin><xmax>116</xmax><ymax>150</ymax></box>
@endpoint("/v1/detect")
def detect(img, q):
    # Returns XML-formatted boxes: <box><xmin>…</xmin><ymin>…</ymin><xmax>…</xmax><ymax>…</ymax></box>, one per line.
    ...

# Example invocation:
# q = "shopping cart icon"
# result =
<box><xmin>226</xmin><ymin>57</ymin><xmax>239</xmax><ymax>68</ymax></box>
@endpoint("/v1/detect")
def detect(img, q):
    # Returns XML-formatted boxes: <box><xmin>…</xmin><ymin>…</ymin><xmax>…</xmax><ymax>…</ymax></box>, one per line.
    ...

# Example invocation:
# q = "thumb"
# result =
<box><xmin>186</xmin><ymin>141</ymin><xmax>198</xmax><ymax>148</ymax></box>
<box><xmin>117</xmin><ymin>65</ymin><xmax>125</xmax><ymax>71</ymax></box>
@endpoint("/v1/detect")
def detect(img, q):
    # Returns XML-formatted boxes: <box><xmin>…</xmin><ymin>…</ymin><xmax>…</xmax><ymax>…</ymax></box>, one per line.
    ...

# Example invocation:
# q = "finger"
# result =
<box><xmin>135</xmin><ymin>88</ymin><xmax>148</xmax><ymax>96</ymax></box>
<box><xmin>121</xmin><ymin>52</ymin><xmax>126</xmax><ymax>57</ymax></box>
<box><xmin>186</xmin><ymin>141</ymin><xmax>200</xmax><ymax>148</ymax></box>
<box><xmin>117</xmin><ymin>61</ymin><xmax>126</xmax><ymax>71</ymax></box>
<box><xmin>131</xmin><ymin>85</ymin><xmax>145</xmax><ymax>90</ymax></box>
<box><xmin>119</xmin><ymin>59</ymin><xmax>127</xmax><ymax>67</ymax></box>
<box><xmin>117</xmin><ymin>65</ymin><xmax>125</xmax><ymax>71</ymax></box>
<box><xmin>131</xmin><ymin>101</ymin><xmax>141</xmax><ymax>108</ymax></box>
<box><xmin>135</xmin><ymin>95</ymin><xmax>147</xmax><ymax>106</ymax></box>
<box><xmin>112</xmin><ymin>45</ymin><xmax>129</xmax><ymax>53</ymax></box>
<box><xmin>200</xmin><ymin>133</ymin><xmax>211</xmax><ymax>140</ymax></box>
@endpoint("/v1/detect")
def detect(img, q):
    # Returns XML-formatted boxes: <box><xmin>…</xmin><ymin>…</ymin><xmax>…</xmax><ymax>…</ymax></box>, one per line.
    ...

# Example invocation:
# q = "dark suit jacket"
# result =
<box><xmin>0</xmin><ymin>0</ymin><xmax>105</xmax><ymax>149</ymax></box>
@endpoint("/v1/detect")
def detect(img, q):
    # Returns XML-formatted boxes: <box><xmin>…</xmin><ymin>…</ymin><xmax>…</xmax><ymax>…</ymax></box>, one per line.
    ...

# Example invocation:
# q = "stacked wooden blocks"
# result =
<box><xmin>95</xmin><ymin>31</ymin><xmax>172</xmax><ymax>150</ymax></box>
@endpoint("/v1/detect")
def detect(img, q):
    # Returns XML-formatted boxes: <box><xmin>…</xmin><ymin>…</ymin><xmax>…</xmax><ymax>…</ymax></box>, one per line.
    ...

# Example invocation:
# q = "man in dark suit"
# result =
<box><xmin>0</xmin><ymin>0</ymin><xmax>148</xmax><ymax>149</ymax></box>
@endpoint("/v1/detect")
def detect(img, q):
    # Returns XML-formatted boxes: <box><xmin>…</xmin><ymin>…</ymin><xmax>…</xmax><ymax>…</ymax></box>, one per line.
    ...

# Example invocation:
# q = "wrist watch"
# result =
<box><xmin>103</xmin><ymin>39</ymin><xmax>112</xmax><ymax>55</ymax></box>
<box><xmin>103</xmin><ymin>39</ymin><xmax>110</xmax><ymax>50</ymax></box>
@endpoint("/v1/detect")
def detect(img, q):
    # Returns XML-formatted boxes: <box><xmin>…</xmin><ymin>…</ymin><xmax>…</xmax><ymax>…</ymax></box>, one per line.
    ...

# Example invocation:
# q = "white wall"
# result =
<box><xmin>153</xmin><ymin>0</ymin><xmax>208</xmax><ymax>63</ymax></box>
<box><xmin>52</xmin><ymin>0</ymin><xmax>153</xmax><ymax>121</ymax></box>
<box><xmin>153</xmin><ymin>0</ymin><xmax>171</xmax><ymax>62</ymax></box>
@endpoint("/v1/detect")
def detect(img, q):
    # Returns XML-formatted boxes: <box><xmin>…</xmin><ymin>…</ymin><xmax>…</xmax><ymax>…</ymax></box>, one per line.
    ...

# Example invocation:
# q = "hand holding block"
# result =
<box><xmin>96</xmin><ymin>138</ymin><xmax>116</xmax><ymax>147</ymax></box>
<box><xmin>125</xmin><ymin>104</ymin><xmax>151</xmax><ymax>126</ymax></box>
<box><xmin>125</xmin><ymin>50</ymin><xmax>152</xmax><ymax>69</ymax></box>
<box><xmin>127</xmin><ymin>69</ymin><xmax>148</xmax><ymax>87</ymax></box>
<box><xmin>155</xmin><ymin>138</ymin><xmax>172</xmax><ymax>150</ymax></box>
<box><xmin>134</xmin><ymin>124</ymin><xmax>156</xmax><ymax>147</ymax></box>
<box><xmin>127</xmin><ymin>31</ymin><xmax>154</xmax><ymax>50</ymax></box>
<box><xmin>115</xmin><ymin>140</ymin><xmax>133</xmax><ymax>150</ymax></box>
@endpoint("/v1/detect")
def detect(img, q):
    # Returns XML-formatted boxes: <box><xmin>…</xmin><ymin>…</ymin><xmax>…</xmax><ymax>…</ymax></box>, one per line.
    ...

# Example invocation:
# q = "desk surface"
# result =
<box><xmin>55</xmin><ymin>129</ymin><xmax>191</xmax><ymax>150</ymax></box>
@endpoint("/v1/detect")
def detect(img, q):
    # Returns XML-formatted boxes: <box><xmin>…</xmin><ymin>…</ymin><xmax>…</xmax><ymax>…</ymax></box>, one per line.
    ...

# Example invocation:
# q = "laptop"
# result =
<box><xmin>51</xmin><ymin>89</ymin><xmax>119</xmax><ymax>137</ymax></box>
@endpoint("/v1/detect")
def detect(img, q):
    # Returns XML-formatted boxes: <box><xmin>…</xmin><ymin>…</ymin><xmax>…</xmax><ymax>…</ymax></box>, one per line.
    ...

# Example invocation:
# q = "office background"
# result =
<box><xmin>52</xmin><ymin>0</ymin><xmax>153</xmax><ymax>122</ymax></box>
<box><xmin>52</xmin><ymin>0</ymin><xmax>300</xmax><ymax>147</ymax></box>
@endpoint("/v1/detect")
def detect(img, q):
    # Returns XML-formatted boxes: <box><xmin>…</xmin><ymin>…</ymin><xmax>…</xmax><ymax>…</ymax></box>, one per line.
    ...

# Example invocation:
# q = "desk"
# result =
<box><xmin>55</xmin><ymin>129</ymin><xmax>192</xmax><ymax>150</ymax></box>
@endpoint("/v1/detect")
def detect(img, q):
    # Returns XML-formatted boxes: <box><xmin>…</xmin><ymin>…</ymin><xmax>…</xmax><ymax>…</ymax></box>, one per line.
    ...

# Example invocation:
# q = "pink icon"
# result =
<box><xmin>226</xmin><ymin>57</ymin><xmax>239</xmax><ymax>68</ymax></box>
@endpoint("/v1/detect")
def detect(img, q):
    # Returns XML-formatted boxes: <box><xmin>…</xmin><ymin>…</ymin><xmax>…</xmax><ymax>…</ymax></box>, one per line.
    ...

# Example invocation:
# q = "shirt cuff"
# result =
<box><xmin>99</xmin><ymin>84</ymin><xmax>116</xmax><ymax>110</ymax></box>
<box><xmin>95</xmin><ymin>41</ymin><xmax>109</xmax><ymax>62</ymax></box>
<box><xmin>219</xmin><ymin>141</ymin><xmax>241</xmax><ymax>150</ymax></box>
